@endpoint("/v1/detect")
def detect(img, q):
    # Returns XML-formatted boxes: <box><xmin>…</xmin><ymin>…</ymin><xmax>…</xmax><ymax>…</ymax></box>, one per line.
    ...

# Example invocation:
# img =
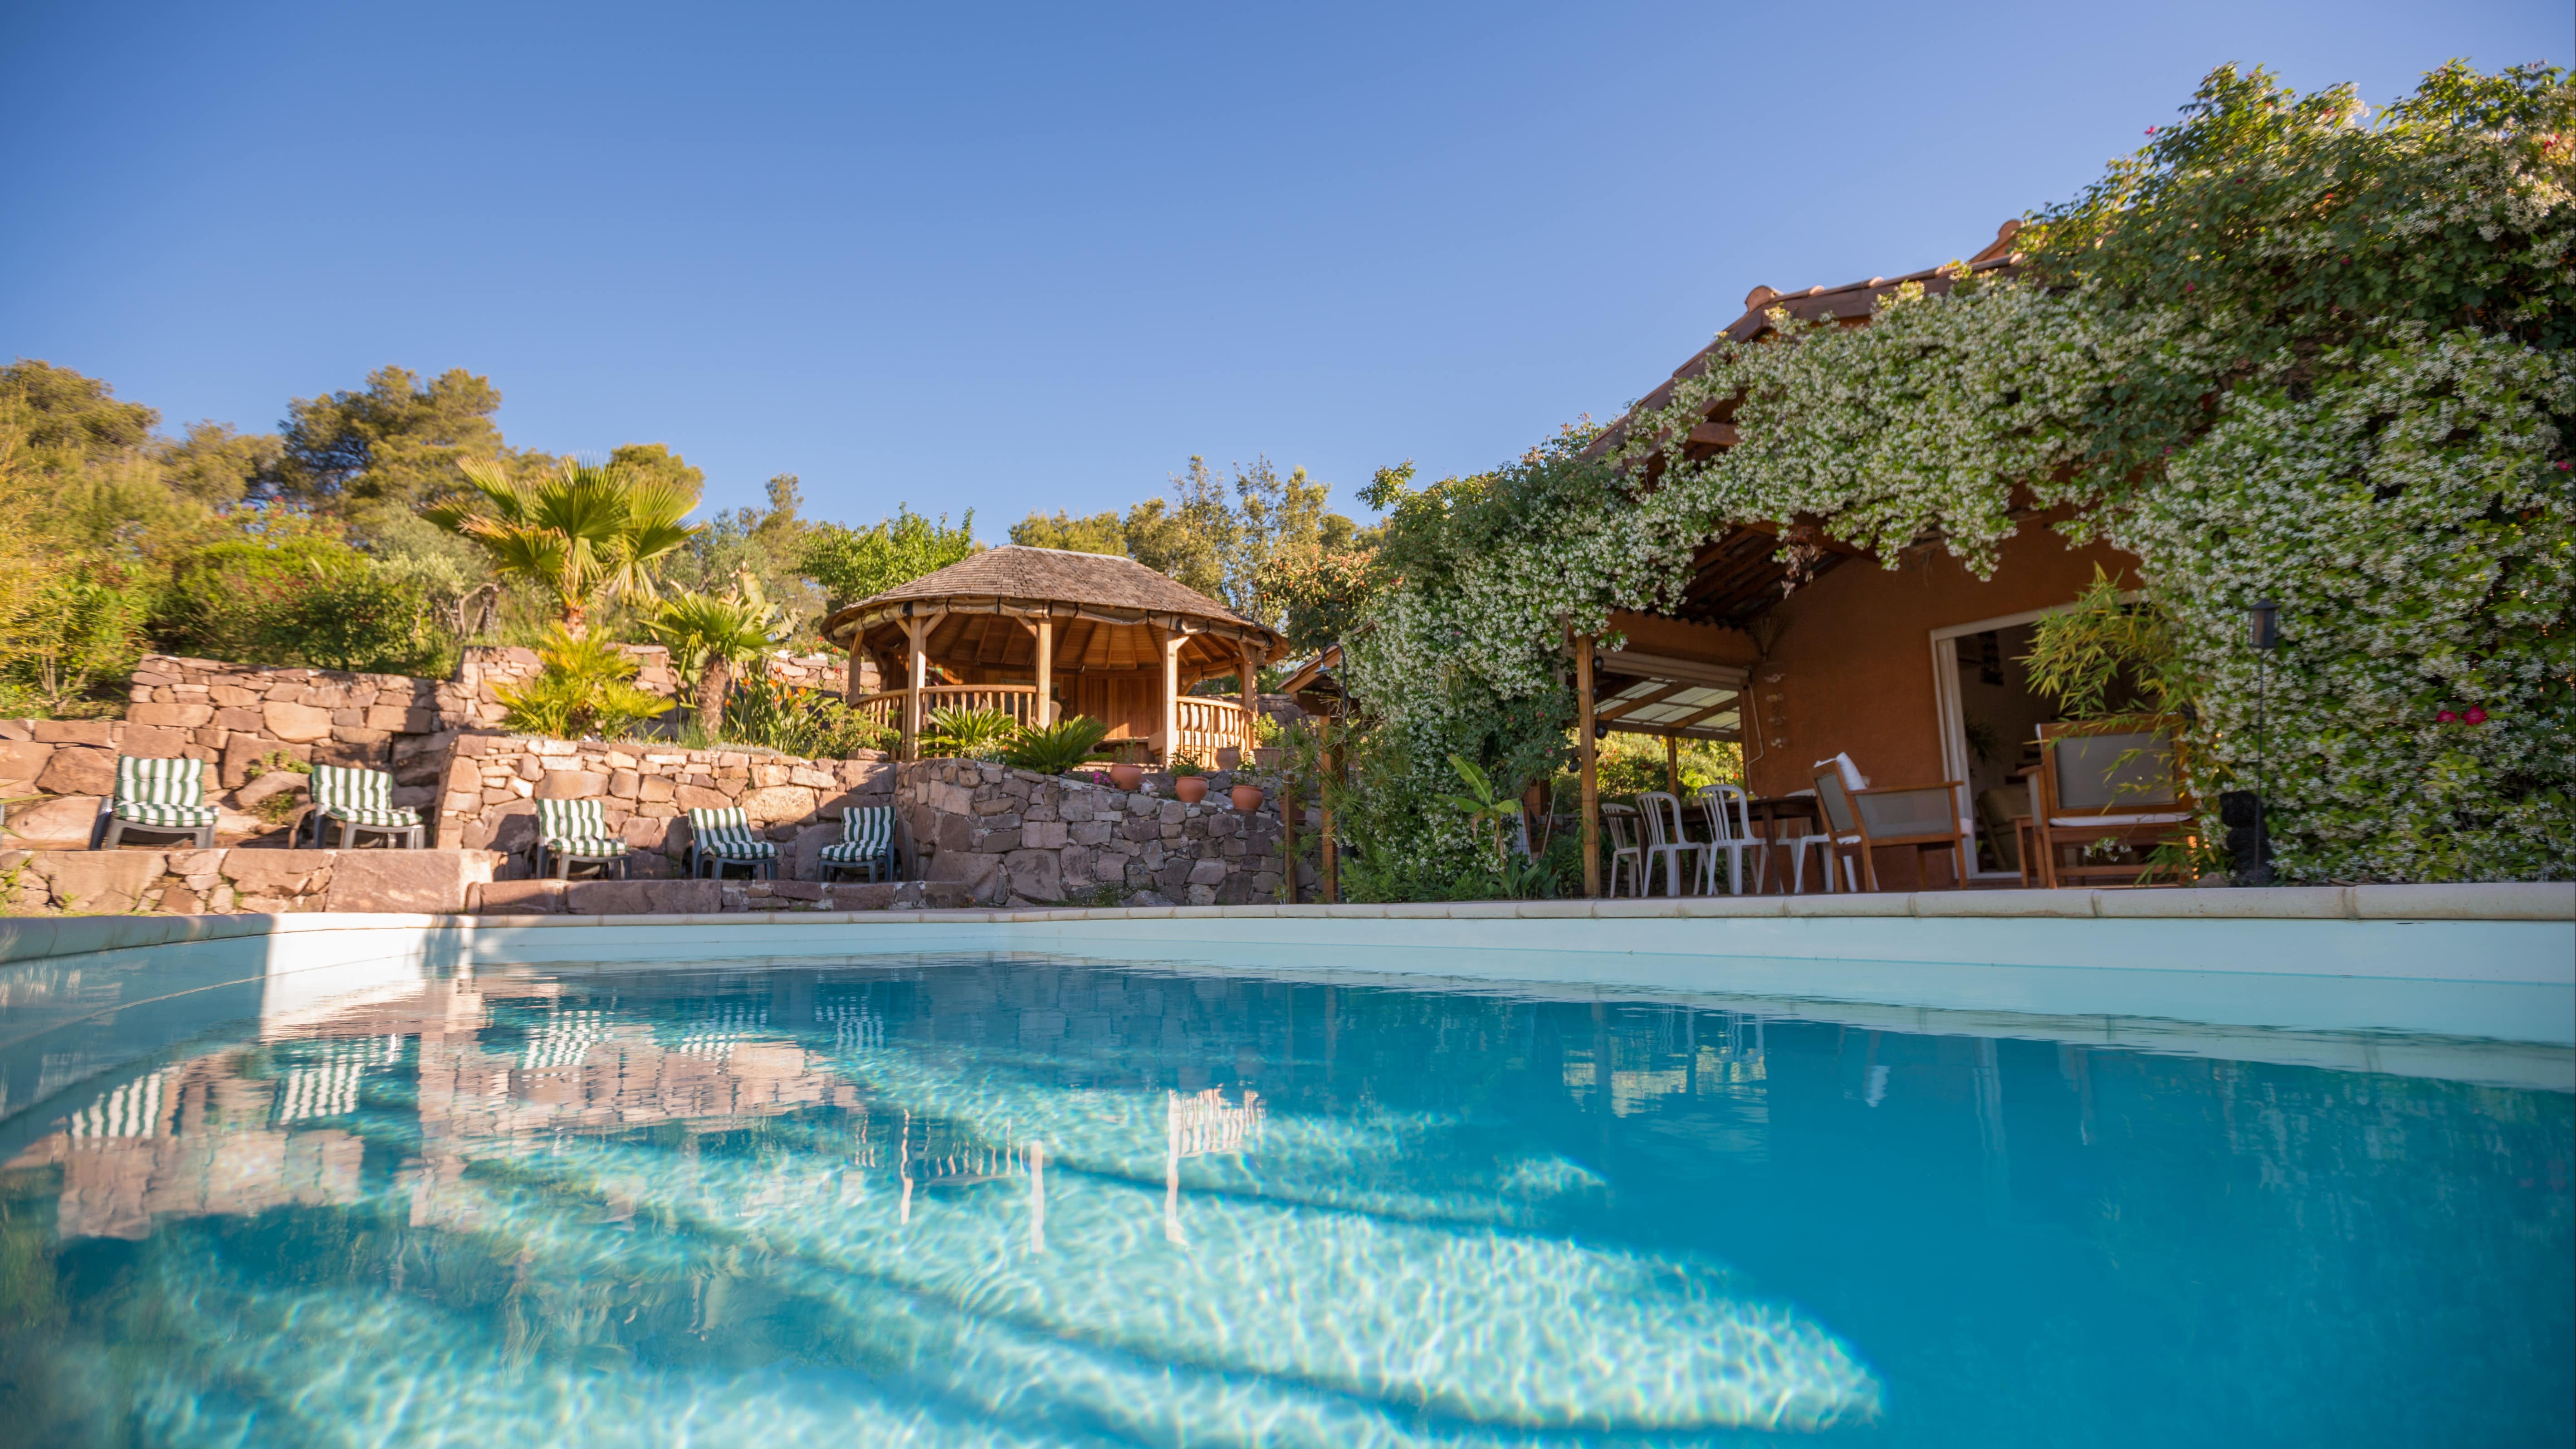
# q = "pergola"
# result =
<box><xmin>820</xmin><ymin>546</ymin><xmax>1288</xmax><ymax>765</ymax></box>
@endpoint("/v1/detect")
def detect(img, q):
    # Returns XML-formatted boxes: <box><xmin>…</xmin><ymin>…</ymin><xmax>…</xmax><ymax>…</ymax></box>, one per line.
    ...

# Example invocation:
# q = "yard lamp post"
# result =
<box><xmin>2244</xmin><ymin>599</ymin><xmax>2280</xmax><ymax>886</ymax></box>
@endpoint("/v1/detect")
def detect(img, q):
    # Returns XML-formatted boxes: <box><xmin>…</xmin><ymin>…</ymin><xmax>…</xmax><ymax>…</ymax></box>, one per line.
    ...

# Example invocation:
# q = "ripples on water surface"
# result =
<box><xmin>0</xmin><ymin>955</ymin><xmax>2566</xmax><ymax>1447</ymax></box>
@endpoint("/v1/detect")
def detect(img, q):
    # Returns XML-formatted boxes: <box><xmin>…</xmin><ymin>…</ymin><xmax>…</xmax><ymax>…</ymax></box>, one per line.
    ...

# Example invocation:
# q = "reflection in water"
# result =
<box><xmin>0</xmin><ymin>958</ymin><xmax>2565</xmax><ymax>1448</ymax></box>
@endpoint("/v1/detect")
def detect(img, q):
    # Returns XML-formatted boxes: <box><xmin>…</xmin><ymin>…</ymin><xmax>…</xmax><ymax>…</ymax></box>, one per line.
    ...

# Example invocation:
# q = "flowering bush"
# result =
<box><xmin>1342</xmin><ymin>62</ymin><xmax>2571</xmax><ymax>887</ymax></box>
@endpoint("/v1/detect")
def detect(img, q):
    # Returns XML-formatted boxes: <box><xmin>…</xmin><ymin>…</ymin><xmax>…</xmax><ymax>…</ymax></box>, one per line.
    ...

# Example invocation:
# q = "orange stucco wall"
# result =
<box><xmin>1735</xmin><ymin>525</ymin><xmax>2136</xmax><ymax>800</ymax></box>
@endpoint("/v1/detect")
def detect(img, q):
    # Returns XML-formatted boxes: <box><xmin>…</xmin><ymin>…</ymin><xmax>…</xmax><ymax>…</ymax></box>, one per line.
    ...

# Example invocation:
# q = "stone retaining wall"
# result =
<box><xmin>438</xmin><ymin>734</ymin><xmax>897</xmax><ymax>877</ymax></box>
<box><xmin>457</xmin><ymin>645</ymin><xmax>852</xmax><ymax>727</ymax></box>
<box><xmin>900</xmin><ymin>759</ymin><xmax>1290</xmax><ymax>908</ymax></box>
<box><xmin>1</xmin><ymin>847</ymin><xmax>499</xmax><ymax>915</ymax></box>
<box><xmin>466</xmin><ymin>876</ymin><xmax>972</xmax><ymax>914</ymax></box>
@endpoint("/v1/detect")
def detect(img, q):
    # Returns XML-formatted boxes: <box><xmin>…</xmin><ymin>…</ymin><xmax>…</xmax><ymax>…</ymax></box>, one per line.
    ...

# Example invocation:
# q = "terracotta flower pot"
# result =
<box><xmin>1108</xmin><ymin>762</ymin><xmax>1144</xmax><ymax>790</ymax></box>
<box><xmin>1174</xmin><ymin>776</ymin><xmax>1209</xmax><ymax>804</ymax></box>
<box><xmin>1230</xmin><ymin>784</ymin><xmax>1265</xmax><ymax>812</ymax></box>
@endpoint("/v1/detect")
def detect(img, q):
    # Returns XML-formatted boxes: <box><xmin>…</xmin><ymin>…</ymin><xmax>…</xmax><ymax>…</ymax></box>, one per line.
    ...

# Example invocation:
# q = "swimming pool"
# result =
<box><xmin>1</xmin><ymin>951</ymin><xmax>2567</xmax><ymax>1446</ymax></box>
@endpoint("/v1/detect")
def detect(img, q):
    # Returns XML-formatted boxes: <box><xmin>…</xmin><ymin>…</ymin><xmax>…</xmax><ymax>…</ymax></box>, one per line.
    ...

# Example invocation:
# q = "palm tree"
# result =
<box><xmin>422</xmin><ymin>457</ymin><xmax>703</xmax><ymax>634</ymax></box>
<box><xmin>645</xmin><ymin>575</ymin><xmax>783</xmax><ymax>733</ymax></box>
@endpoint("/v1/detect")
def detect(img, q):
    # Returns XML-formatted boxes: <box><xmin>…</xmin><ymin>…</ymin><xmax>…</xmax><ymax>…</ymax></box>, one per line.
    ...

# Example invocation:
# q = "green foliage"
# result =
<box><xmin>1008</xmin><ymin>455</ymin><xmax>1370</xmax><ymax>632</ymax></box>
<box><xmin>272</xmin><ymin>366</ymin><xmax>519</xmax><ymax>529</ymax></box>
<box><xmin>1004</xmin><ymin>715</ymin><xmax>1114</xmax><ymax>774</ymax></box>
<box><xmin>1167</xmin><ymin>753</ymin><xmax>1207</xmax><ymax>778</ymax></box>
<box><xmin>157</xmin><ymin>534</ymin><xmax>442</xmax><ymax>675</ymax></box>
<box><xmin>646</xmin><ymin>578</ymin><xmax>785</xmax><ymax>725</ymax></box>
<box><xmin>666</xmin><ymin>474</ymin><xmax>824</xmax><ymax>647</ymax></box>
<box><xmin>1009</xmin><ymin>510</ymin><xmax>1129</xmax><ymax>557</ymax></box>
<box><xmin>719</xmin><ymin>675</ymin><xmax>891</xmax><ymax>758</ymax></box>
<box><xmin>921</xmin><ymin>705</ymin><xmax>1021</xmax><ymax>761</ymax></box>
<box><xmin>2022</xmin><ymin>568</ymin><xmax>2190</xmax><ymax>725</ymax></box>
<box><xmin>424</xmin><ymin>455</ymin><xmax>705</xmax><ymax>632</ymax></box>
<box><xmin>496</xmin><ymin>628</ymin><xmax>673</xmax><ymax>739</ymax></box>
<box><xmin>1435</xmin><ymin>754</ymin><xmax>1522</xmax><ymax>876</ymax></box>
<box><xmin>0</xmin><ymin>573</ymin><xmax>151</xmax><ymax>717</ymax></box>
<box><xmin>802</xmin><ymin>506</ymin><xmax>977</xmax><ymax>612</ymax></box>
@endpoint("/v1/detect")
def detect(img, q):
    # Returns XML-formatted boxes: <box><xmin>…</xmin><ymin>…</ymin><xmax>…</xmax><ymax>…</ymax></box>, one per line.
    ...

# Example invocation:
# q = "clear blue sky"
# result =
<box><xmin>4</xmin><ymin>1</ymin><xmax>2565</xmax><ymax>534</ymax></box>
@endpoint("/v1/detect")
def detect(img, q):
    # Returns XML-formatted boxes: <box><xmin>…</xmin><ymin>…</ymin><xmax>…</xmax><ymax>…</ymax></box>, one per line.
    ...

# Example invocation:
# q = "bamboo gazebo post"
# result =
<box><xmin>903</xmin><ymin>611</ymin><xmax>933</xmax><ymax>761</ymax></box>
<box><xmin>1236</xmin><ymin>640</ymin><xmax>1263</xmax><ymax>763</ymax></box>
<box><xmin>1576</xmin><ymin>633</ymin><xmax>1599</xmax><ymax>898</ymax></box>
<box><xmin>1025</xmin><ymin>606</ymin><xmax>1056</xmax><ymax>722</ymax></box>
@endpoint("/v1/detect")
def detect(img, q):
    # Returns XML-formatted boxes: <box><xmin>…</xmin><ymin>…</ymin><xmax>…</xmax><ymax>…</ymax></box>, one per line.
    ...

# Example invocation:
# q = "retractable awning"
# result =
<box><xmin>1588</xmin><ymin>647</ymin><xmax>1746</xmax><ymax>743</ymax></box>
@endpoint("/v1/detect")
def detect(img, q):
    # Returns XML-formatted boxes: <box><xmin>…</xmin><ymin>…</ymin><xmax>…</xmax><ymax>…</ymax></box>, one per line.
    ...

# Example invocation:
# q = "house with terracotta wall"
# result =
<box><xmin>1574</xmin><ymin>223</ymin><xmax>2144</xmax><ymax>888</ymax></box>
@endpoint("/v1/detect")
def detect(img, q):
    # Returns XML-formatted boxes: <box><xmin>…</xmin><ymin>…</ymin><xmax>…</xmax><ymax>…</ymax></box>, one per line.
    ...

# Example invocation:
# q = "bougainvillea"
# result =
<box><xmin>1339</xmin><ymin>61</ymin><xmax>2571</xmax><ymax>886</ymax></box>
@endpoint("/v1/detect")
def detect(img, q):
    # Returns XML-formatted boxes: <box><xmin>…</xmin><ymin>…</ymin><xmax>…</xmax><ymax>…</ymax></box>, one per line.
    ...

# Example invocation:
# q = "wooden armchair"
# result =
<box><xmin>1811</xmin><ymin>765</ymin><xmax>1967</xmax><ymax>892</ymax></box>
<box><xmin>2029</xmin><ymin>722</ymin><xmax>2195</xmax><ymax>887</ymax></box>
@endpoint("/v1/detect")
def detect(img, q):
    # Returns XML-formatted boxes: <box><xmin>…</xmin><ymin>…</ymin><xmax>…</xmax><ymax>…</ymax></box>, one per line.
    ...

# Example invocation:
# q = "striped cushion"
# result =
<box><xmin>312</xmin><ymin>764</ymin><xmax>415</xmax><ymax>827</ymax></box>
<box><xmin>115</xmin><ymin>756</ymin><xmax>205</xmax><ymax>809</ymax></box>
<box><xmin>537</xmin><ymin>798</ymin><xmax>625</xmax><ymax>854</ymax></box>
<box><xmin>113</xmin><ymin>800</ymin><xmax>218</xmax><ymax>827</ymax></box>
<box><xmin>687</xmin><ymin>807</ymin><xmax>777</xmax><ymax>859</ymax></box>
<box><xmin>323</xmin><ymin>804</ymin><xmax>422</xmax><ymax>828</ymax></box>
<box><xmin>821</xmin><ymin>807</ymin><xmax>895</xmax><ymax>865</ymax></box>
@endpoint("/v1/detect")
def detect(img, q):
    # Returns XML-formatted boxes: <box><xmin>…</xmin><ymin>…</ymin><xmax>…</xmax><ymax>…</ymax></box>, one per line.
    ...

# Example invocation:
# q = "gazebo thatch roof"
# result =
<box><xmin>821</xmin><ymin>545</ymin><xmax>1286</xmax><ymax>687</ymax></box>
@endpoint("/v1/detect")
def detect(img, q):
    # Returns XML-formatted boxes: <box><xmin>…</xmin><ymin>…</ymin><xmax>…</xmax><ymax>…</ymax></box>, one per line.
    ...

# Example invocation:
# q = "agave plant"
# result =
<box><xmin>922</xmin><ymin>705</ymin><xmax>1022</xmax><ymax>761</ymax></box>
<box><xmin>645</xmin><ymin>576</ymin><xmax>784</xmax><ymax>732</ymax></box>
<box><xmin>423</xmin><ymin>457</ymin><xmax>704</xmax><ymax>634</ymax></box>
<box><xmin>1003</xmin><ymin>715</ymin><xmax>1113</xmax><ymax>775</ymax></box>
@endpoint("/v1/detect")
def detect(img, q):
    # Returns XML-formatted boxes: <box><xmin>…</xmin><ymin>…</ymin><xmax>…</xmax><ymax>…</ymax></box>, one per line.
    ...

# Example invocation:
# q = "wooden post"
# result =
<box><xmin>903</xmin><ymin>613</ymin><xmax>930</xmax><ymax>761</ymax></box>
<box><xmin>1237</xmin><ymin>640</ymin><xmax>1262</xmax><ymax>767</ymax></box>
<box><xmin>1281</xmin><ymin>773</ymin><xmax>1298</xmax><ymax>904</ymax></box>
<box><xmin>1320</xmin><ymin>724</ymin><xmax>1339</xmax><ymax>903</ymax></box>
<box><xmin>1159</xmin><ymin>629</ymin><xmax>1185</xmax><ymax>766</ymax></box>
<box><xmin>845</xmin><ymin>629</ymin><xmax>866</xmax><ymax>705</ymax></box>
<box><xmin>1033</xmin><ymin>615</ymin><xmax>1055</xmax><ymax>727</ymax></box>
<box><xmin>1665</xmin><ymin>733</ymin><xmax>1680</xmax><ymax>795</ymax></box>
<box><xmin>1576</xmin><ymin>633</ymin><xmax>1598</xmax><ymax>898</ymax></box>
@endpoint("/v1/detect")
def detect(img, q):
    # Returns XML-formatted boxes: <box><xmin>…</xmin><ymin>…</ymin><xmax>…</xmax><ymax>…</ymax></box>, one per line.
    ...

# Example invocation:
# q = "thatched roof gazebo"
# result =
<box><xmin>819</xmin><ymin>545</ymin><xmax>1288</xmax><ymax>765</ymax></box>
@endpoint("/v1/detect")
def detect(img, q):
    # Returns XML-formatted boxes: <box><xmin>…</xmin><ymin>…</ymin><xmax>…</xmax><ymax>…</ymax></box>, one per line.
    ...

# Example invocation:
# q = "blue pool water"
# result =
<box><xmin>0</xmin><ymin>954</ymin><xmax>2566</xmax><ymax>1446</ymax></box>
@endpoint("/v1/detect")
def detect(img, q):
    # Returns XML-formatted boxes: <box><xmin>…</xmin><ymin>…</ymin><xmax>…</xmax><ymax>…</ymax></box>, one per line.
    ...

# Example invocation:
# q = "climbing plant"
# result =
<box><xmin>1340</xmin><ymin>61</ymin><xmax>2572</xmax><ymax>887</ymax></box>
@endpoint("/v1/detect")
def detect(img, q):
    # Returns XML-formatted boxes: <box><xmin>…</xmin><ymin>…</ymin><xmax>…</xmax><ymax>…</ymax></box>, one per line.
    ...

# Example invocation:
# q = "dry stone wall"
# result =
<box><xmin>439</xmin><ymin>734</ymin><xmax>897</xmax><ymax>878</ymax></box>
<box><xmin>456</xmin><ymin>645</ymin><xmax>847</xmax><ymax>728</ymax></box>
<box><xmin>1</xmin><ymin>847</ymin><xmax>499</xmax><ymax>915</ymax></box>
<box><xmin>900</xmin><ymin>759</ymin><xmax>1289</xmax><ymax>908</ymax></box>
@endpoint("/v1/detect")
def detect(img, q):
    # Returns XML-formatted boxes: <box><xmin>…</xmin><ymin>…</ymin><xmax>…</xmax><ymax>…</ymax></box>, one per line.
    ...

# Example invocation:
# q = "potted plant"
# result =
<box><xmin>1229</xmin><ymin>773</ymin><xmax>1266</xmax><ymax>812</ymax></box>
<box><xmin>1108</xmin><ymin>755</ymin><xmax>1144</xmax><ymax>790</ymax></box>
<box><xmin>1169</xmin><ymin>754</ymin><xmax>1209</xmax><ymax>803</ymax></box>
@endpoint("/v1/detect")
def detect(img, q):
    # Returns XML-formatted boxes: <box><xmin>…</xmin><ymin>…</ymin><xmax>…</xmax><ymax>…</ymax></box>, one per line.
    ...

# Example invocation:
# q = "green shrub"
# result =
<box><xmin>497</xmin><ymin>628</ymin><xmax>672</xmax><ymax>739</ymax></box>
<box><xmin>722</xmin><ymin>674</ymin><xmax>893</xmax><ymax>758</ymax></box>
<box><xmin>1004</xmin><ymin>716</ymin><xmax>1112</xmax><ymax>775</ymax></box>
<box><xmin>158</xmin><ymin>536</ymin><xmax>440</xmax><ymax>676</ymax></box>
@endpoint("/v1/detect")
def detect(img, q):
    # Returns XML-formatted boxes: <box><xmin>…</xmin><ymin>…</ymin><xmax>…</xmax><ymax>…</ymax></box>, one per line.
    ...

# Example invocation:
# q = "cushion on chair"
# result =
<box><xmin>114</xmin><ymin>756</ymin><xmax>207</xmax><ymax>812</ymax></box>
<box><xmin>819</xmin><ymin>841</ymin><xmax>888</xmax><ymax>862</ymax></box>
<box><xmin>542</xmin><ymin>835</ymin><xmax>629</xmax><ymax>857</ymax></box>
<box><xmin>112</xmin><ymin>801</ymin><xmax>218</xmax><ymax>827</ymax></box>
<box><xmin>2048</xmin><ymin>811</ymin><xmax>2193</xmax><ymax>828</ymax></box>
<box><xmin>687</xmin><ymin>807</ymin><xmax>777</xmax><ymax>859</ymax></box>
<box><xmin>323</xmin><ymin>804</ymin><xmax>422</xmax><ymax>828</ymax></box>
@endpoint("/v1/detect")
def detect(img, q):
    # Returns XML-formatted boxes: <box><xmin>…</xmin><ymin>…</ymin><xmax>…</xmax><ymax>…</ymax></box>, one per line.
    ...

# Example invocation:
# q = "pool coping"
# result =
<box><xmin>2</xmin><ymin>881</ymin><xmax>2571</xmax><ymax>967</ymax></box>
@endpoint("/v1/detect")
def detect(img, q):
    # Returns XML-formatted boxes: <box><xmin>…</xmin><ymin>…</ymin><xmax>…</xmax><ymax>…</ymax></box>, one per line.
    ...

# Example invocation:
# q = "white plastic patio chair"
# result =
<box><xmin>1599</xmin><ymin>803</ymin><xmax>1645</xmax><ymax>898</ymax></box>
<box><xmin>1635</xmin><ymin>792</ymin><xmax>1705</xmax><ymax>897</ymax></box>
<box><xmin>1693</xmin><ymin>783</ymin><xmax>1764</xmax><ymax>896</ymax></box>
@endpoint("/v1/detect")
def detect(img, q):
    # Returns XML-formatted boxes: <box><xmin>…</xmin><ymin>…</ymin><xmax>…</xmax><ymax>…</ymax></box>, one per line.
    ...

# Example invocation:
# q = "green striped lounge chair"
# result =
<box><xmin>819</xmin><ymin>806</ymin><xmax>898</xmax><ymax>883</ymax></box>
<box><xmin>685</xmin><ymin>806</ymin><xmax>778</xmax><ymax>880</ymax></box>
<box><xmin>95</xmin><ymin>756</ymin><xmax>218</xmax><ymax>850</ymax></box>
<box><xmin>534</xmin><ymin>797</ymin><xmax>629</xmax><ymax>879</ymax></box>
<box><xmin>305</xmin><ymin>764</ymin><xmax>424</xmax><ymax>849</ymax></box>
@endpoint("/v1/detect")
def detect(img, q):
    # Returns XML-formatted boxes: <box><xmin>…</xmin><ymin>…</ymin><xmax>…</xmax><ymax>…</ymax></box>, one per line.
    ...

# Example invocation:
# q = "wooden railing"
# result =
<box><xmin>854</xmin><ymin>685</ymin><xmax>1247</xmax><ymax>763</ymax></box>
<box><xmin>1171</xmin><ymin>695</ymin><xmax>1249</xmax><ymax>768</ymax></box>
<box><xmin>851</xmin><ymin>686</ymin><xmax>1043</xmax><ymax>738</ymax></box>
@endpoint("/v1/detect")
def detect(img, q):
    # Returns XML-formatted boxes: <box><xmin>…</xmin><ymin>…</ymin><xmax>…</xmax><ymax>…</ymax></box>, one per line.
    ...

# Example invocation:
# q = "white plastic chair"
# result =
<box><xmin>1635</xmin><ymin>792</ymin><xmax>1705</xmax><ymax>897</ymax></box>
<box><xmin>1777</xmin><ymin>791</ymin><xmax>1845</xmax><ymax>893</ymax></box>
<box><xmin>1600</xmin><ymin>803</ymin><xmax>1645</xmax><ymax>898</ymax></box>
<box><xmin>1693</xmin><ymin>783</ymin><xmax>1764</xmax><ymax>896</ymax></box>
